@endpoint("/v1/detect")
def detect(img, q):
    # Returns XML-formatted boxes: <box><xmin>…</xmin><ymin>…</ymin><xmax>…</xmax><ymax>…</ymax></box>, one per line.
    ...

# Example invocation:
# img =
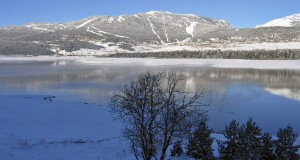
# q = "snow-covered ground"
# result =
<box><xmin>1</xmin><ymin>56</ymin><xmax>300</xmax><ymax>70</ymax></box>
<box><xmin>224</xmin><ymin>42</ymin><xmax>300</xmax><ymax>51</ymax></box>
<box><xmin>149</xmin><ymin>42</ymin><xmax>300</xmax><ymax>52</ymax></box>
<box><xmin>47</xmin><ymin>41</ymin><xmax>300</xmax><ymax>56</ymax></box>
<box><xmin>76</xmin><ymin>58</ymin><xmax>300</xmax><ymax>70</ymax></box>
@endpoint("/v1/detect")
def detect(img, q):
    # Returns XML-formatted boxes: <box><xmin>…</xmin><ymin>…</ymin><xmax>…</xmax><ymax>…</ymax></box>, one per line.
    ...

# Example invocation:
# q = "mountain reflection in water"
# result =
<box><xmin>0</xmin><ymin>60</ymin><xmax>299</xmax><ymax>134</ymax></box>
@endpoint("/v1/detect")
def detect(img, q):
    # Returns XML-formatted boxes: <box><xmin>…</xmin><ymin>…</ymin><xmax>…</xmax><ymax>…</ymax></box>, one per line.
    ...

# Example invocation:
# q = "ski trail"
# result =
<box><xmin>163</xmin><ymin>17</ymin><xmax>169</xmax><ymax>42</ymax></box>
<box><xmin>87</xmin><ymin>27</ymin><xmax>107</xmax><ymax>38</ymax></box>
<box><xmin>76</xmin><ymin>17</ymin><xmax>97</xmax><ymax>29</ymax></box>
<box><xmin>147</xmin><ymin>17</ymin><xmax>165</xmax><ymax>44</ymax></box>
<box><xmin>91</xmin><ymin>26</ymin><xmax>130</xmax><ymax>39</ymax></box>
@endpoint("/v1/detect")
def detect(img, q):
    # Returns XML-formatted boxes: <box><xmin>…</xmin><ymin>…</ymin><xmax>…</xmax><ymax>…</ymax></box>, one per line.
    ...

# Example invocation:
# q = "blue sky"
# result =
<box><xmin>0</xmin><ymin>0</ymin><xmax>299</xmax><ymax>28</ymax></box>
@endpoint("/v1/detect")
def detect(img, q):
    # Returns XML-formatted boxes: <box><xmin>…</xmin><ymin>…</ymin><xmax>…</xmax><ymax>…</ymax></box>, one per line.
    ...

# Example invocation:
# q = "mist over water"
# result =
<box><xmin>1</xmin><ymin>60</ymin><xmax>300</xmax><ymax>134</ymax></box>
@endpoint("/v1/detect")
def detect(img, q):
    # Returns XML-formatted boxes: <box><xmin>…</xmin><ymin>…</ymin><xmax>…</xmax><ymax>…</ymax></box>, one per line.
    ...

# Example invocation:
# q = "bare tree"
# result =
<box><xmin>109</xmin><ymin>72</ymin><xmax>207</xmax><ymax>160</ymax></box>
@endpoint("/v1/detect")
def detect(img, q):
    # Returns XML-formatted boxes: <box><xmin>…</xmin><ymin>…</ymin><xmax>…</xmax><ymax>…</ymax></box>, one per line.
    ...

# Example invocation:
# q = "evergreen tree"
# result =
<box><xmin>170</xmin><ymin>141</ymin><xmax>183</xmax><ymax>157</ymax></box>
<box><xmin>239</xmin><ymin>118</ymin><xmax>262</xmax><ymax>160</ymax></box>
<box><xmin>275</xmin><ymin>126</ymin><xmax>300</xmax><ymax>160</ymax></box>
<box><xmin>218</xmin><ymin>120</ymin><xmax>241</xmax><ymax>160</ymax></box>
<box><xmin>261</xmin><ymin>132</ymin><xmax>275</xmax><ymax>160</ymax></box>
<box><xmin>186</xmin><ymin>121</ymin><xmax>215</xmax><ymax>160</ymax></box>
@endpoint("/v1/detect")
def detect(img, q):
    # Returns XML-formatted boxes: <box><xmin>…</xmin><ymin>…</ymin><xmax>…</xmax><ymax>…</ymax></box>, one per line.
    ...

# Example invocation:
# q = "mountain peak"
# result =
<box><xmin>145</xmin><ymin>11</ymin><xmax>172</xmax><ymax>15</ymax></box>
<box><xmin>144</xmin><ymin>11</ymin><xmax>198</xmax><ymax>17</ymax></box>
<box><xmin>256</xmin><ymin>13</ymin><xmax>300</xmax><ymax>28</ymax></box>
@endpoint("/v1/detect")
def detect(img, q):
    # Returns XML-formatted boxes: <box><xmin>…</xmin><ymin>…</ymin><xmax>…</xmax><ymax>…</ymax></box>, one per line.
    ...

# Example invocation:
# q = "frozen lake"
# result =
<box><xmin>1</xmin><ymin>59</ymin><xmax>300</xmax><ymax>134</ymax></box>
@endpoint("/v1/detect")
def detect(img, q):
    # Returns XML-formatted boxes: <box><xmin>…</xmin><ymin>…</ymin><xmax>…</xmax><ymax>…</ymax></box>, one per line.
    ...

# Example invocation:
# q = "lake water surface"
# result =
<box><xmin>1</xmin><ymin>59</ymin><xmax>300</xmax><ymax>134</ymax></box>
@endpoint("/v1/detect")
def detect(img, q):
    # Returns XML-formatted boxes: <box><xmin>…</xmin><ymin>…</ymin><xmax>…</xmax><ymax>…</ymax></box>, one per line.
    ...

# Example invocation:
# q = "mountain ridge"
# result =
<box><xmin>256</xmin><ymin>13</ymin><xmax>300</xmax><ymax>28</ymax></box>
<box><xmin>0</xmin><ymin>11</ymin><xmax>300</xmax><ymax>56</ymax></box>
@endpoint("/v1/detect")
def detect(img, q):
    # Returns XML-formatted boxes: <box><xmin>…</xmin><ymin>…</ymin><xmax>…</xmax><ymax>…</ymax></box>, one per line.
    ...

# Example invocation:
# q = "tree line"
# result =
<box><xmin>182</xmin><ymin>118</ymin><xmax>299</xmax><ymax>160</ymax></box>
<box><xmin>107</xmin><ymin>49</ymin><xmax>300</xmax><ymax>60</ymax></box>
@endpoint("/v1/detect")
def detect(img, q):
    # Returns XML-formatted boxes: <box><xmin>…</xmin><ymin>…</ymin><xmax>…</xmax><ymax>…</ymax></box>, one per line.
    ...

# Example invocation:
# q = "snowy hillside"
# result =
<box><xmin>1</xmin><ymin>11</ymin><xmax>300</xmax><ymax>56</ymax></box>
<box><xmin>27</xmin><ymin>11</ymin><xmax>231</xmax><ymax>44</ymax></box>
<box><xmin>256</xmin><ymin>13</ymin><xmax>300</xmax><ymax>28</ymax></box>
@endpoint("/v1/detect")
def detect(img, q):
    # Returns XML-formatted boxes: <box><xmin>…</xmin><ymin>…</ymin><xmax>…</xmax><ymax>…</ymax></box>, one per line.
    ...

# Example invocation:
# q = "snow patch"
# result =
<box><xmin>230</xmin><ymin>36</ymin><xmax>243</xmax><ymax>40</ymax></box>
<box><xmin>146</xmin><ymin>11</ymin><xmax>160</xmax><ymax>18</ymax></box>
<box><xmin>26</xmin><ymin>24</ymin><xmax>55</xmax><ymax>32</ymax></box>
<box><xmin>146</xmin><ymin>11</ymin><xmax>172</xmax><ymax>15</ymax></box>
<box><xmin>91</xmin><ymin>26</ymin><xmax>130</xmax><ymax>39</ymax></box>
<box><xmin>134</xmin><ymin>43</ymin><xmax>199</xmax><ymax>52</ymax></box>
<box><xmin>217</xmin><ymin>19</ymin><xmax>230</xmax><ymax>27</ymax></box>
<box><xmin>76</xmin><ymin>17</ymin><xmax>98</xmax><ymax>29</ymax></box>
<box><xmin>185</xmin><ymin>22</ymin><xmax>198</xmax><ymax>37</ymax></box>
<box><xmin>86</xmin><ymin>27</ymin><xmax>107</xmax><ymax>38</ymax></box>
<box><xmin>200</xmin><ymin>18</ymin><xmax>210</xmax><ymax>24</ymax></box>
<box><xmin>182</xmin><ymin>17</ymin><xmax>192</xmax><ymax>22</ymax></box>
<box><xmin>2</xmin><ymin>56</ymin><xmax>300</xmax><ymax>71</ymax></box>
<box><xmin>58</xmin><ymin>24</ymin><xmax>66</xmax><ymax>29</ymax></box>
<box><xmin>225</xmin><ymin>42</ymin><xmax>300</xmax><ymax>51</ymax></box>
<box><xmin>180</xmin><ymin>37</ymin><xmax>192</xmax><ymax>43</ymax></box>
<box><xmin>31</xmin><ymin>27</ymin><xmax>55</xmax><ymax>32</ymax></box>
<box><xmin>107</xmin><ymin>17</ymin><xmax>115</xmax><ymax>23</ymax></box>
<box><xmin>166</xmin><ymin>16</ymin><xmax>173</xmax><ymax>19</ymax></box>
<box><xmin>179</xmin><ymin>13</ymin><xmax>198</xmax><ymax>17</ymax></box>
<box><xmin>88</xmin><ymin>41</ymin><xmax>131</xmax><ymax>53</ymax></box>
<box><xmin>76</xmin><ymin>58</ymin><xmax>300</xmax><ymax>70</ymax></box>
<box><xmin>134</xmin><ymin>14</ymin><xmax>141</xmax><ymax>19</ymax></box>
<box><xmin>173</xmin><ymin>23</ymin><xmax>183</xmax><ymax>27</ymax></box>
<box><xmin>117</xmin><ymin>16</ymin><xmax>125</xmax><ymax>22</ymax></box>
<box><xmin>68</xmin><ymin>49</ymin><xmax>110</xmax><ymax>56</ymax></box>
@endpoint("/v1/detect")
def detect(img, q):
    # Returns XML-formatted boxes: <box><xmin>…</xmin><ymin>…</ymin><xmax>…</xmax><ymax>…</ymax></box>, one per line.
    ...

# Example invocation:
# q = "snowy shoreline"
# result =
<box><xmin>1</xmin><ymin>56</ymin><xmax>300</xmax><ymax>70</ymax></box>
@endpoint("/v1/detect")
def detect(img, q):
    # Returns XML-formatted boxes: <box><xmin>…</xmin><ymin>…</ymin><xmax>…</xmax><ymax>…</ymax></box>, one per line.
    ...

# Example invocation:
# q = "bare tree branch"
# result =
<box><xmin>108</xmin><ymin>72</ymin><xmax>208</xmax><ymax>160</ymax></box>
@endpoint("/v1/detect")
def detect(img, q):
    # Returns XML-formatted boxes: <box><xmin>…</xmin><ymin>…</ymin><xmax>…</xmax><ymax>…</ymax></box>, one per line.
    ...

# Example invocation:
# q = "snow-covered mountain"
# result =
<box><xmin>0</xmin><ymin>11</ymin><xmax>233</xmax><ymax>55</ymax></box>
<box><xmin>1</xmin><ymin>11</ymin><xmax>300</xmax><ymax>56</ymax></box>
<box><xmin>25</xmin><ymin>11</ymin><xmax>231</xmax><ymax>43</ymax></box>
<box><xmin>256</xmin><ymin>13</ymin><xmax>300</xmax><ymax>28</ymax></box>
